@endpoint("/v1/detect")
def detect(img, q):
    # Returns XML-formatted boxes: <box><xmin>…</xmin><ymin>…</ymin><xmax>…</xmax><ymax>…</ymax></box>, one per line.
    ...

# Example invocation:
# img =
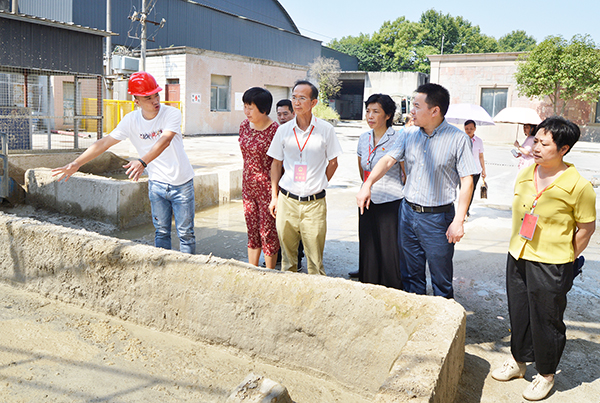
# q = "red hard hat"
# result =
<box><xmin>128</xmin><ymin>71</ymin><xmax>162</xmax><ymax>96</ymax></box>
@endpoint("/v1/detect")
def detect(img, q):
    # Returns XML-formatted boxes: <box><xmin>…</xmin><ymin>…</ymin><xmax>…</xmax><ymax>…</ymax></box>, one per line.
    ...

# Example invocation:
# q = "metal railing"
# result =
<box><xmin>82</xmin><ymin>99</ymin><xmax>181</xmax><ymax>133</ymax></box>
<box><xmin>0</xmin><ymin>132</ymin><xmax>8</xmax><ymax>199</ymax></box>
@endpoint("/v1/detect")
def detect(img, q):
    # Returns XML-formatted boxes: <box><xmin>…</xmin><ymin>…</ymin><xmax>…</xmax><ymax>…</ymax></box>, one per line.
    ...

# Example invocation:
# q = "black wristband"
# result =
<box><xmin>138</xmin><ymin>158</ymin><xmax>147</xmax><ymax>168</ymax></box>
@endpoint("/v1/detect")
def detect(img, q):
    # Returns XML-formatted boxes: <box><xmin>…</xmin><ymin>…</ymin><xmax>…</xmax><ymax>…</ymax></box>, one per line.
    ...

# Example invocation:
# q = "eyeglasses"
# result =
<box><xmin>292</xmin><ymin>96</ymin><xmax>309</xmax><ymax>102</ymax></box>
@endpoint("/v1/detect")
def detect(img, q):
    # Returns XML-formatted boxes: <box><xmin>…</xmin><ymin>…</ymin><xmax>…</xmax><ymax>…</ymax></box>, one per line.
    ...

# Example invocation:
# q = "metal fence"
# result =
<box><xmin>0</xmin><ymin>66</ymin><xmax>182</xmax><ymax>153</ymax></box>
<box><xmin>82</xmin><ymin>99</ymin><xmax>180</xmax><ymax>133</ymax></box>
<box><xmin>0</xmin><ymin>66</ymin><xmax>102</xmax><ymax>152</ymax></box>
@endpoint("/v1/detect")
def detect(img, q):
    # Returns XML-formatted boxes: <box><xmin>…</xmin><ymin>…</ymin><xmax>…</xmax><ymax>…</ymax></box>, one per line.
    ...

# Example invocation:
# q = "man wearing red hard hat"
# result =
<box><xmin>53</xmin><ymin>71</ymin><xmax>196</xmax><ymax>254</ymax></box>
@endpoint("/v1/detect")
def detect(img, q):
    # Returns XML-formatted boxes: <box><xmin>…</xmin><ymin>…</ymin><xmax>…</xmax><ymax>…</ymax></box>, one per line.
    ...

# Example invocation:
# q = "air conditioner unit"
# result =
<box><xmin>111</xmin><ymin>56</ymin><xmax>140</xmax><ymax>74</ymax></box>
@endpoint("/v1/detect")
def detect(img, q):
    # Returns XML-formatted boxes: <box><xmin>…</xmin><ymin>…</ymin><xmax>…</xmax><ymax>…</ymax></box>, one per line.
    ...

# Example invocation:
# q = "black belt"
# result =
<box><xmin>280</xmin><ymin>188</ymin><xmax>326</xmax><ymax>202</ymax></box>
<box><xmin>406</xmin><ymin>200</ymin><xmax>453</xmax><ymax>213</ymax></box>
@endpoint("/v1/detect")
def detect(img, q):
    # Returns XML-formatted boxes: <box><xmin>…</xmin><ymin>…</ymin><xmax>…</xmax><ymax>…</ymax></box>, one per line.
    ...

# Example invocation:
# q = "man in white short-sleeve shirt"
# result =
<box><xmin>268</xmin><ymin>81</ymin><xmax>343</xmax><ymax>275</ymax></box>
<box><xmin>52</xmin><ymin>72</ymin><xmax>196</xmax><ymax>254</ymax></box>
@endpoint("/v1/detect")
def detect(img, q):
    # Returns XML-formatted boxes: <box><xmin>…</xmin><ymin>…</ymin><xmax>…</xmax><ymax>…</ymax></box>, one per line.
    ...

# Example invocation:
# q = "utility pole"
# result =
<box><xmin>129</xmin><ymin>1</ymin><xmax>165</xmax><ymax>72</ymax></box>
<box><xmin>105</xmin><ymin>0</ymin><xmax>113</xmax><ymax>99</ymax></box>
<box><xmin>441</xmin><ymin>34</ymin><xmax>445</xmax><ymax>55</ymax></box>
<box><xmin>140</xmin><ymin>0</ymin><xmax>147</xmax><ymax>71</ymax></box>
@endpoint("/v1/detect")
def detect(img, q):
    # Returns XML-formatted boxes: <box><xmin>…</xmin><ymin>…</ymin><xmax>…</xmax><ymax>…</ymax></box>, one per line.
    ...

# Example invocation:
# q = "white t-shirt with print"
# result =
<box><xmin>110</xmin><ymin>105</ymin><xmax>194</xmax><ymax>185</ymax></box>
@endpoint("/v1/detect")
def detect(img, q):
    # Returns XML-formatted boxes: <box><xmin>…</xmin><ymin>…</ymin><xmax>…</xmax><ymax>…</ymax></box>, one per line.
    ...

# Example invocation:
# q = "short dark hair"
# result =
<box><xmin>535</xmin><ymin>116</ymin><xmax>580</xmax><ymax>155</ymax></box>
<box><xmin>293</xmin><ymin>80</ymin><xmax>319</xmax><ymax>100</ymax></box>
<box><xmin>242</xmin><ymin>87</ymin><xmax>273</xmax><ymax>115</ymax></box>
<box><xmin>464</xmin><ymin>119</ymin><xmax>476</xmax><ymax>128</ymax></box>
<box><xmin>415</xmin><ymin>83</ymin><xmax>450</xmax><ymax>116</ymax></box>
<box><xmin>276</xmin><ymin>99</ymin><xmax>293</xmax><ymax>112</ymax></box>
<box><xmin>524</xmin><ymin>123</ymin><xmax>537</xmax><ymax>137</ymax></box>
<box><xmin>365</xmin><ymin>94</ymin><xmax>397</xmax><ymax>128</ymax></box>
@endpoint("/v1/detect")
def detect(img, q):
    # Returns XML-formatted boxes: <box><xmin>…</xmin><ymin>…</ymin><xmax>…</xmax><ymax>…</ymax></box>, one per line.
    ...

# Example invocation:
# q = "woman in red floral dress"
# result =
<box><xmin>238</xmin><ymin>87</ymin><xmax>280</xmax><ymax>269</ymax></box>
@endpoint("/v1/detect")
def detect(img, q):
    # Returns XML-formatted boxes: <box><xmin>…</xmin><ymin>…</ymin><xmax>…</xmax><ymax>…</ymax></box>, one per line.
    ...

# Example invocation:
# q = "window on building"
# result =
<box><xmin>210</xmin><ymin>75</ymin><xmax>230</xmax><ymax>111</ymax></box>
<box><xmin>595</xmin><ymin>98</ymin><xmax>600</xmax><ymax>124</ymax></box>
<box><xmin>0</xmin><ymin>73</ymin><xmax>25</xmax><ymax>107</ymax></box>
<box><xmin>481</xmin><ymin>88</ymin><xmax>508</xmax><ymax>117</ymax></box>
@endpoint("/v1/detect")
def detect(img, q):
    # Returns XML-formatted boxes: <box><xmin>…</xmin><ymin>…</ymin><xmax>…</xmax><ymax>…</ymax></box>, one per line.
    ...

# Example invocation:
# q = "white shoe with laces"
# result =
<box><xmin>522</xmin><ymin>374</ymin><xmax>554</xmax><ymax>401</ymax></box>
<box><xmin>491</xmin><ymin>359</ymin><xmax>527</xmax><ymax>381</ymax></box>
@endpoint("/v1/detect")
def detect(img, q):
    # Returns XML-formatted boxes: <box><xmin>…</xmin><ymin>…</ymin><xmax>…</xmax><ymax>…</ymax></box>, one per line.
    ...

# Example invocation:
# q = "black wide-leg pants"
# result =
<box><xmin>358</xmin><ymin>199</ymin><xmax>403</xmax><ymax>290</ymax></box>
<box><xmin>506</xmin><ymin>254</ymin><xmax>574</xmax><ymax>375</ymax></box>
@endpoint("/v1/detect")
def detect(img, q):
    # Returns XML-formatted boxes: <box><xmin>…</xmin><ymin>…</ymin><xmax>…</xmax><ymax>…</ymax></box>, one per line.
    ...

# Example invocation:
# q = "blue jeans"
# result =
<box><xmin>148</xmin><ymin>179</ymin><xmax>196</xmax><ymax>254</ymax></box>
<box><xmin>400</xmin><ymin>199</ymin><xmax>455</xmax><ymax>298</ymax></box>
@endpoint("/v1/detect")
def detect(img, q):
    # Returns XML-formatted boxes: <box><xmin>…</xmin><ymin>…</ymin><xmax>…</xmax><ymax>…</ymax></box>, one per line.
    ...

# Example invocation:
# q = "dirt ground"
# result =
<box><xmin>0</xmin><ymin>282</ymin><xmax>371</xmax><ymax>403</ymax></box>
<box><xmin>1</xmin><ymin>128</ymin><xmax>600</xmax><ymax>402</ymax></box>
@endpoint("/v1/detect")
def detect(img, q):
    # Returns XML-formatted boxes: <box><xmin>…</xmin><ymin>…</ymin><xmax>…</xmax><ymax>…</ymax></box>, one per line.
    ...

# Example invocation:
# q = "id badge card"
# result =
<box><xmin>294</xmin><ymin>162</ymin><xmax>308</xmax><ymax>182</ymax></box>
<box><xmin>363</xmin><ymin>170</ymin><xmax>371</xmax><ymax>181</ymax></box>
<box><xmin>519</xmin><ymin>213</ymin><xmax>538</xmax><ymax>240</ymax></box>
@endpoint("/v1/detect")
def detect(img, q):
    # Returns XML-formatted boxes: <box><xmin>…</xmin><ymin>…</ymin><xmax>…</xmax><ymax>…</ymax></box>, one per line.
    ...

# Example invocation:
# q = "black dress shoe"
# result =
<box><xmin>348</xmin><ymin>271</ymin><xmax>359</xmax><ymax>278</ymax></box>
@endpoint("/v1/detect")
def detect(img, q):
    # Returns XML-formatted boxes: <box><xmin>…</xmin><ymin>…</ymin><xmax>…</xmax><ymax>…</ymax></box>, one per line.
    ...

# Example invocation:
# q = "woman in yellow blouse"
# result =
<box><xmin>491</xmin><ymin>117</ymin><xmax>596</xmax><ymax>401</ymax></box>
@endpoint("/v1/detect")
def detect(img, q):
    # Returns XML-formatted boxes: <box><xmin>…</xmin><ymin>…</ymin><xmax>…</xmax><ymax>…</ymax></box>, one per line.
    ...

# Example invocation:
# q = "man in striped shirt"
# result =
<box><xmin>356</xmin><ymin>83</ymin><xmax>478</xmax><ymax>298</ymax></box>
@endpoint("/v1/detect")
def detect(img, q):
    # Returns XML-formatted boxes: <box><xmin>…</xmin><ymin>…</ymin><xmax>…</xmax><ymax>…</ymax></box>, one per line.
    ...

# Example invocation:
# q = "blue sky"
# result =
<box><xmin>277</xmin><ymin>0</ymin><xmax>600</xmax><ymax>46</ymax></box>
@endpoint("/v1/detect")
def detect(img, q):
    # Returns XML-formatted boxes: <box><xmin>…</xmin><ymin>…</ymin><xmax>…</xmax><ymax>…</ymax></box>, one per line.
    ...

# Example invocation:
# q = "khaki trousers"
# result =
<box><xmin>276</xmin><ymin>192</ymin><xmax>327</xmax><ymax>275</ymax></box>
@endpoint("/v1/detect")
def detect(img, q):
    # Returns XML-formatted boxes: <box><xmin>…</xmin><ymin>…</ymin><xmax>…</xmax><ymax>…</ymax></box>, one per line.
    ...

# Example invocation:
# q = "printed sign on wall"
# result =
<box><xmin>235</xmin><ymin>92</ymin><xmax>244</xmax><ymax>111</ymax></box>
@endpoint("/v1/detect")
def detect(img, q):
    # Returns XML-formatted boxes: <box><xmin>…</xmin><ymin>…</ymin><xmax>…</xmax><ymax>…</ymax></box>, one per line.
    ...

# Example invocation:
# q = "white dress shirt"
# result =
<box><xmin>267</xmin><ymin>115</ymin><xmax>343</xmax><ymax>197</ymax></box>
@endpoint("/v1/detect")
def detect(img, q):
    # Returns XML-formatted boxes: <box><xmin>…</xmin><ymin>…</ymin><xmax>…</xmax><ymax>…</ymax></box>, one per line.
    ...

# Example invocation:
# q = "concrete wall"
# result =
<box><xmin>7</xmin><ymin>151</ymin><xmax>129</xmax><ymax>185</ymax></box>
<box><xmin>24</xmin><ymin>167</ymin><xmax>236</xmax><ymax>229</ymax></box>
<box><xmin>146</xmin><ymin>47</ymin><xmax>308</xmax><ymax>135</ymax></box>
<box><xmin>0</xmin><ymin>212</ymin><xmax>466</xmax><ymax>402</ymax></box>
<box><xmin>26</xmin><ymin>168</ymin><xmax>152</xmax><ymax>228</ymax></box>
<box><xmin>364</xmin><ymin>71</ymin><xmax>428</xmax><ymax>100</ymax></box>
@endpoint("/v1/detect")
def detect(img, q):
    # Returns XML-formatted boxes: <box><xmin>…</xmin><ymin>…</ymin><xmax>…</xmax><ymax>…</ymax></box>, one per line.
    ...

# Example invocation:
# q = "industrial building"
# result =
<box><xmin>1</xmin><ymin>0</ymin><xmax>358</xmax><ymax>136</ymax></box>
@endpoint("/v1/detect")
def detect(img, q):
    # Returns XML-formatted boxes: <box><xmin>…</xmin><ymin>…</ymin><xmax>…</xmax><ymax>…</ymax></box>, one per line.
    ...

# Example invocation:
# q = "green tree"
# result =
<box><xmin>515</xmin><ymin>35</ymin><xmax>600</xmax><ymax>114</ymax></box>
<box><xmin>330</xmin><ymin>9</ymin><xmax>506</xmax><ymax>74</ymax></box>
<box><xmin>308</xmin><ymin>57</ymin><xmax>342</xmax><ymax>102</ymax></box>
<box><xmin>329</xmin><ymin>34</ymin><xmax>387</xmax><ymax>71</ymax></box>
<box><xmin>418</xmin><ymin>10</ymin><xmax>498</xmax><ymax>55</ymax></box>
<box><xmin>498</xmin><ymin>30</ymin><xmax>536</xmax><ymax>52</ymax></box>
<box><xmin>373</xmin><ymin>17</ymin><xmax>427</xmax><ymax>71</ymax></box>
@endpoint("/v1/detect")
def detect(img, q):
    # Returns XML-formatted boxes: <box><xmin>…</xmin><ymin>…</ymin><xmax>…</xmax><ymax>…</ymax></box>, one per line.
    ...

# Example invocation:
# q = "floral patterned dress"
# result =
<box><xmin>238</xmin><ymin>119</ymin><xmax>280</xmax><ymax>256</ymax></box>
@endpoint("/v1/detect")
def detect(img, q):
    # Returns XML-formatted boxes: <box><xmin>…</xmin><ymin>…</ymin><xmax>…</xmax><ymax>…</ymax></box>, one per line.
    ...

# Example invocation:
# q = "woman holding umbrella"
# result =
<box><xmin>491</xmin><ymin>117</ymin><xmax>596</xmax><ymax>401</ymax></box>
<box><xmin>513</xmin><ymin>123</ymin><xmax>536</xmax><ymax>170</ymax></box>
<box><xmin>492</xmin><ymin>106</ymin><xmax>542</xmax><ymax>171</ymax></box>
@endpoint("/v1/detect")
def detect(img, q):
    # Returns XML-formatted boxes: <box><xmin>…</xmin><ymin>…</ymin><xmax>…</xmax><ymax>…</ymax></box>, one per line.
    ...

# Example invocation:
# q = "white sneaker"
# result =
<box><xmin>522</xmin><ymin>374</ymin><xmax>554</xmax><ymax>401</ymax></box>
<box><xmin>491</xmin><ymin>359</ymin><xmax>527</xmax><ymax>381</ymax></box>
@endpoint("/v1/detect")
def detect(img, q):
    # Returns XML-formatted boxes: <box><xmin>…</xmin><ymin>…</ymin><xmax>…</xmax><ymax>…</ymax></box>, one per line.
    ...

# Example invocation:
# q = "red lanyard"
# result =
<box><xmin>293</xmin><ymin>125</ymin><xmax>314</xmax><ymax>155</ymax></box>
<box><xmin>366</xmin><ymin>132</ymin><xmax>376</xmax><ymax>166</ymax></box>
<box><xmin>531</xmin><ymin>165</ymin><xmax>553</xmax><ymax>211</ymax></box>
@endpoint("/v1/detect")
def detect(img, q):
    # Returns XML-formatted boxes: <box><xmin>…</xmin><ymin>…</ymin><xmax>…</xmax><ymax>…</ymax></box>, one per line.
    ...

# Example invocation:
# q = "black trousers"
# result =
<box><xmin>506</xmin><ymin>254</ymin><xmax>574</xmax><ymax>374</ymax></box>
<box><xmin>467</xmin><ymin>173</ymin><xmax>480</xmax><ymax>214</ymax></box>
<box><xmin>358</xmin><ymin>199</ymin><xmax>404</xmax><ymax>290</ymax></box>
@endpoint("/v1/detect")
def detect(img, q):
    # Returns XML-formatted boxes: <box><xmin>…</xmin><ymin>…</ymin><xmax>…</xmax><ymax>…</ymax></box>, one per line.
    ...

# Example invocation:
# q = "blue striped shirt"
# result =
<box><xmin>387</xmin><ymin>119</ymin><xmax>478</xmax><ymax>207</ymax></box>
<box><xmin>357</xmin><ymin>127</ymin><xmax>404</xmax><ymax>204</ymax></box>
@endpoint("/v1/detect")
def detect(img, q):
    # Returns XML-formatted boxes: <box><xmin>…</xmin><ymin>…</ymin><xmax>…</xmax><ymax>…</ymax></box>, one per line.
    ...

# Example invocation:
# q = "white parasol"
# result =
<box><xmin>493</xmin><ymin>107</ymin><xmax>542</xmax><ymax>140</ymax></box>
<box><xmin>445</xmin><ymin>103</ymin><xmax>495</xmax><ymax>126</ymax></box>
<box><xmin>493</xmin><ymin>107</ymin><xmax>542</xmax><ymax>125</ymax></box>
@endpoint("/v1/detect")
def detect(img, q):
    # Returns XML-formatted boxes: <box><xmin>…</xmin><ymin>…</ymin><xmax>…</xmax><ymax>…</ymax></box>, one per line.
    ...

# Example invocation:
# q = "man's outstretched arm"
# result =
<box><xmin>52</xmin><ymin>136</ymin><xmax>121</xmax><ymax>182</ymax></box>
